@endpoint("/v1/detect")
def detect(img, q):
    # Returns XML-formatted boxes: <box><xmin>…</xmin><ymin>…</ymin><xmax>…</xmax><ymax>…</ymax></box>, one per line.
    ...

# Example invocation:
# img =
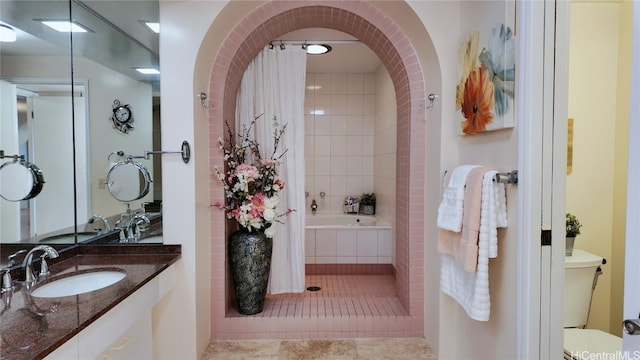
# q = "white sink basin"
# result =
<box><xmin>31</xmin><ymin>270</ymin><xmax>126</xmax><ymax>298</ymax></box>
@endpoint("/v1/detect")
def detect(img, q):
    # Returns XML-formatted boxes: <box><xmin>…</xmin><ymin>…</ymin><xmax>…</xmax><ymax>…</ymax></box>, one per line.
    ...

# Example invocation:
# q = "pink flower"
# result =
<box><xmin>235</xmin><ymin>164</ymin><xmax>259</xmax><ymax>179</ymax></box>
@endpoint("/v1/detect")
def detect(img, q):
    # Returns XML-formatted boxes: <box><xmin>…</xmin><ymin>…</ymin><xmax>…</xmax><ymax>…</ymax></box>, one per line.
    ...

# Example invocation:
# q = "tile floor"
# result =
<box><xmin>227</xmin><ymin>275</ymin><xmax>407</xmax><ymax>318</ymax></box>
<box><xmin>202</xmin><ymin>337</ymin><xmax>435</xmax><ymax>359</ymax></box>
<box><xmin>217</xmin><ymin>274</ymin><xmax>422</xmax><ymax>339</ymax></box>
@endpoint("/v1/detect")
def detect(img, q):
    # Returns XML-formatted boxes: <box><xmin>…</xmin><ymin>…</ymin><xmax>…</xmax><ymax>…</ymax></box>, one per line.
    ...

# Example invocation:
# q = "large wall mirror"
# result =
<box><xmin>0</xmin><ymin>0</ymin><xmax>161</xmax><ymax>247</ymax></box>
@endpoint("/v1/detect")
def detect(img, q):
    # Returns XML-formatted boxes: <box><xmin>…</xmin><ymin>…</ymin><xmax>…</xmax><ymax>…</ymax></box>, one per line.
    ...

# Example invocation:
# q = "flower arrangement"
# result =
<box><xmin>566</xmin><ymin>213</ymin><xmax>582</xmax><ymax>237</ymax></box>
<box><xmin>213</xmin><ymin>114</ymin><xmax>293</xmax><ymax>238</ymax></box>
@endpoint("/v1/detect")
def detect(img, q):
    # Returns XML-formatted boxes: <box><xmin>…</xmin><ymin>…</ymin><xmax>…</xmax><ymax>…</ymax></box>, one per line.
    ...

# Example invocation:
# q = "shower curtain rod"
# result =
<box><xmin>272</xmin><ymin>39</ymin><xmax>361</xmax><ymax>45</ymax></box>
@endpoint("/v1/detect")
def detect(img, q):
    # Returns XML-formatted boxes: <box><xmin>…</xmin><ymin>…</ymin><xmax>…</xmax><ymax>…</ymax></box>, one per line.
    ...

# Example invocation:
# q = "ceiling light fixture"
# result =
<box><xmin>144</xmin><ymin>22</ymin><xmax>160</xmax><ymax>34</ymax></box>
<box><xmin>0</xmin><ymin>24</ymin><xmax>17</xmax><ymax>42</ymax></box>
<box><xmin>306</xmin><ymin>44</ymin><xmax>331</xmax><ymax>55</ymax></box>
<box><xmin>134</xmin><ymin>68</ymin><xmax>160</xmax><ymax>75</ymax></box>
<box><xmin>41</xmin><ymin>21</ymin><xmax>89</xmax><ymax>33</ymax></box>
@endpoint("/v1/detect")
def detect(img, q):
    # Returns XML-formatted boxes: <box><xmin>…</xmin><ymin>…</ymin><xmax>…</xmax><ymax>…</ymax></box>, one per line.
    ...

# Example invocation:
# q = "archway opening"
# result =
<box><xmin>207</xmin><ymin>1</ymin><xmax>430</xmax><ymax>339</ymax></box>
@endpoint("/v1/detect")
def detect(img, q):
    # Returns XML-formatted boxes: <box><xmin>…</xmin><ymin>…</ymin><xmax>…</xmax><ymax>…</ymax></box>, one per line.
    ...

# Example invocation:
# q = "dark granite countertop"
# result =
<box><xmin>0</xmin><ymin>244</ymin><xmax>181</xmax><ymax>360</ymax></box>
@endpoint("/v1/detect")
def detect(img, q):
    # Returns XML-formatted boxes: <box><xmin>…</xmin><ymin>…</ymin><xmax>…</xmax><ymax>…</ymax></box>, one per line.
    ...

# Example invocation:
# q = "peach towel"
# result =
<box><xmin>438</xmin><ymin>166</ymin><xmax>487</xmax><ymax>272</ymax></box>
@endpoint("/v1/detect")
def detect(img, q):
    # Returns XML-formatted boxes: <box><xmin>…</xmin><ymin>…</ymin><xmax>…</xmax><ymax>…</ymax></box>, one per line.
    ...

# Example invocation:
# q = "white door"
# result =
<box><xmin>622</xmin><ymin>3</ymin><xmax>640</xmax><ymax>352</ymax></box>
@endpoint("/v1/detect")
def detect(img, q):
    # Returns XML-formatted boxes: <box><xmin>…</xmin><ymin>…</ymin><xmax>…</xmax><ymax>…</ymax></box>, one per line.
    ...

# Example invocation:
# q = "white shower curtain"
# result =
<box><xmin>236</xmin><ymin>46</ymin><xmax>307</xmax><ymax>294</ymax></box>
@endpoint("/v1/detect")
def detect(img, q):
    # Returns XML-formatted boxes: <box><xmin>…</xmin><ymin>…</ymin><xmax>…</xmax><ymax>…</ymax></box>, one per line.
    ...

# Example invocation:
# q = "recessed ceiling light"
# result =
<box><xmin>41</xmin><ymin>21</ymin><xmax>89</xmax><ymax>33</ymax></box>
<box><xmin>144</xmin><ymin>22</ymin><xmax>160</xmax><ymax>34</ymax></box>
<box><xmin>0</xmin><ymin>24</ymin><xmax>17</xmax><ymax>42</ymax></box>
<box><xmin>306</xmin><ymin>44</ymin><xmax>331</xmax><ymax>55</ymax></box>
<box><xmin>135</xmin><ymin>68</ymin><xmax>160</xmax><ymax>75</ymax></box>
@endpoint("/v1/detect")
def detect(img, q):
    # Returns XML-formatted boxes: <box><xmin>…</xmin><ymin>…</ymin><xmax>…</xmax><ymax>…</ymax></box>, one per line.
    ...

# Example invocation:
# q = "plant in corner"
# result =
<box><xmin>213</xmin><ymin>114</ymin><xmax>293</xmax><ymax>315</ymax></box>
<box><xmin>359</xmin><ymin>192</ymin><xmax>376</xmax><ymax>215</ymax></box>
<box><xmin>565</xmin><ymin>212</ymin><xmax>582</xmax><ymax>256</ymax></box>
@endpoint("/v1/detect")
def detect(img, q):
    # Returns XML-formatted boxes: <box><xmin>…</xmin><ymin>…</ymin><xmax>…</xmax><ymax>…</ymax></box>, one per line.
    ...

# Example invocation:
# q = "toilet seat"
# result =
<box><xmin>563</xmin><ymin>328</ymin><xmax>622</xmax><ymax>359</ymax></box>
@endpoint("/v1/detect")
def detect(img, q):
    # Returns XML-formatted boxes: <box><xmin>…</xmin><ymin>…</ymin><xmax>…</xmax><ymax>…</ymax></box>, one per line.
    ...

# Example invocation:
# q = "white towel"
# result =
<box><xmin>480</xmin><ymin>170</ymin><xmax>508</xmax><ymax>258</ymax></box>
<box><xmin>437</xmin><ymin>165</ymin><xmax>480</xmax><ymax>232</ymax></box>
<box><xmin>440</xmin><ymin>169</ymin><xmax>508</xmax><ymax>321</ymax></box>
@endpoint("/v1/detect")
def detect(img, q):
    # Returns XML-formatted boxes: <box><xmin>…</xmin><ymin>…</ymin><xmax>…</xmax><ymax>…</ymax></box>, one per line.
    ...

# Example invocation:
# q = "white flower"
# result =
<box><xmin>263</xmin><ymin>208</ymin><xmax>275</xmax><ymax>221</ymax></box>
<box><xmin>264</xmin><ymin>226</ymin><xmax>276</xmax><ymax>238</ymax></box>
<box><xmin>264</xmin><ymin>196</ymin><xmax>279</xmax><ymax>209</ymax></box>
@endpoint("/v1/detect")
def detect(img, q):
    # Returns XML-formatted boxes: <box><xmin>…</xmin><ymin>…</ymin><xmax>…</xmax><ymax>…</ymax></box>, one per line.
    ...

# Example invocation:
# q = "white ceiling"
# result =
<box><xmin>1</xmin><ymin>6</ymin><xmax>381</xmax><ymax>80</ymax></box>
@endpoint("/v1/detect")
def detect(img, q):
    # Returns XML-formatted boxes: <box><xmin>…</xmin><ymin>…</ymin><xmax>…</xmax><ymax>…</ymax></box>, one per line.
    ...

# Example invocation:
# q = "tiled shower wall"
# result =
<box><xmin>304</xmin><ymin>73</ymin><xmax>375</xmax><ymax>213</ymax></box>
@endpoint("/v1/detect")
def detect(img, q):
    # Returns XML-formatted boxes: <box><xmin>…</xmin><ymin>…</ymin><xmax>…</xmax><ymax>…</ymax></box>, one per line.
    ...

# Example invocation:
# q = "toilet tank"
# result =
<box><xmin>564</xmin><ymin>249</ymin><xmax>604</xmax><ymax>328</ymax></box>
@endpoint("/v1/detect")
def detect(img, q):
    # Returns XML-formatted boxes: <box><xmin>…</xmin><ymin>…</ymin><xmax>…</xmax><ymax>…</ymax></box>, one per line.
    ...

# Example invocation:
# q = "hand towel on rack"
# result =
<box><xmin>438</xmin><ymin>166</ymin><xmax>487</xmax><ymax>272</ymax></box>
<box><xmin>437</xmin><ymin>165</ymin><xmax>480</xmax><ymax>232</ymax></box>
<box><xmin>480</xmin><ymin>170</ymin><xmax>508</xmax><ymax>258</ymax></box>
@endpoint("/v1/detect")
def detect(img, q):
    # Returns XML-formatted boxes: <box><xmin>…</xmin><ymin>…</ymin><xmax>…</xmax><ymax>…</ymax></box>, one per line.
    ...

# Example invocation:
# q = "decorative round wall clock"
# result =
<box><xmin>110</xmin><ymin>99</ymin><xmax>134</xmax><ymax>134</ymax></box>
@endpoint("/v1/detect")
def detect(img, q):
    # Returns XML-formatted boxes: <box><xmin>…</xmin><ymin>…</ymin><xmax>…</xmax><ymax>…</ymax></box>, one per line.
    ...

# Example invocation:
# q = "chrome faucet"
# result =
<box><xmin>22</xmin><ymin>245</ymin><xmax>59</xmax><ymax>287</ymax></box>
<box><xmin>126</xmin><ymin>214</ymin><xmax>150</xmax><ymax>241</ymax></box>
<box><xmin>88</xmin><ymin>214</ymin><xmax>111</xmax><ymax>233</ymax></box>
<box><xmin>311</xmin><ymin>199</ymin><xmax>318</xmax><ymax>213</ymax></box>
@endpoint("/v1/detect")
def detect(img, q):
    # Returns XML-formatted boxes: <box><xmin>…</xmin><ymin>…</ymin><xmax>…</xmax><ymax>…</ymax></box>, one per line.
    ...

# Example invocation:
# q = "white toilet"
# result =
<box><xmin>563</xmin><ymin>249</ymin><xmax>622</xmax><ymax>359</ymax></box>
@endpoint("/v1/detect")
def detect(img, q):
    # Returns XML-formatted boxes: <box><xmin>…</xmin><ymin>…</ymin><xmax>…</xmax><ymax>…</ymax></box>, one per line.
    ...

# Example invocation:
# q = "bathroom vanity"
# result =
<box><xmin>0</xmin><ymin>244</ymin><xmax>180</xmax><ymax>359</ymax></box>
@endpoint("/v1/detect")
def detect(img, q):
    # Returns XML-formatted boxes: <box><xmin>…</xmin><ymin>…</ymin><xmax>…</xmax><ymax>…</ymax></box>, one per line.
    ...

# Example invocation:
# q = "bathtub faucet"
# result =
<box><xmin>311</xmin><ymin>199</ymin><xmax>318</xmax><ymax>214</ymax></box>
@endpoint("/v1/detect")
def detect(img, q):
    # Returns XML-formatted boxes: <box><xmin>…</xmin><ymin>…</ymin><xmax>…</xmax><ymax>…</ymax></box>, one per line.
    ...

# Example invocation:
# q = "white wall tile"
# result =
<box><xmin>347</xmin><ymin>74</ymin><xmax>364</xmax><ymax>94</ymax></box>
<box><xmin>306</xmin><ymin>256</ymin><xmax>316</xmax><ymax>264</ymax></box>
<box><xmin>357</xmin><ymin>256</ymin><xmax>378</xmax><ymax>264</ymax></box>
<box><xmin>346</xmin><ymin>176</ymin><xmax>363</xmax><ymax>195</ymax></box>
<box><xmin>363</xmin><ymin>156</ymin><xmax>374</xmax><ymax>176</ymax></box>
<box><xmin>315</xmin><ymin>74</ymin><xmax>331</xmax><ymax>94</ymax></box>
<box><xmin>362</xmin><ymin>176</ymin><xmax>374</xmax><ymax>193</ymax></box>
<box><xmin>330</xmin><ymin>195</ymin><xmax>345</xmax><ymax>213</ymax></box>
<box><xmin>330</xmin><ymin>136</ymin><xmax>347</xmax><ymax>156</ymax></box>
<box><xmin>305</xmin><ymin>115</ymin><xmax>315</xmax><ymax>135</ymax></box>
<box><xmin>331</xmin><ymin>94</ymin><xmax>347</xmax><ymax>115</ymax></box>
<box><xmin>305</xmin><ymin>229</ymin><xmax>316</xmax><ymax>257</ymax></box>
<box><xmin>314</xmin><ymin>136</ymin><xmax>331</xmax><ymax>156</ymax></box>
<box><xmin>315</xmin><ymin>229</ymin><xmax>337</xmax><ymax>256</ymax></box>
<box><xmin>337</xmin><ymin>256</ymin><xmax>357</xmax><ymax>264</ymax></box>
<box><xmin>330</xmin><ymin>156</ymin><xmax>347</xmax><ymax>175</ymax></box>
<box><xmin>331</xmin><ymin>74</ymin><xmax>347</xmax><ymax>93</ymax></box>
<box><xmin>346</xmin><ymin>156</ymin><xmax>363</xmax><ymax>176</ymax></box>
<box><xmin>336</xmin><ymin>230</ymin><xmax>357</xmax><ymax>256</ymax></box>
<box><xmin>363</xmin><ymin>94</ymin><xmax>374</xmax><ymax>115</ymax></box>
<box><xmin>331</xmin><ymin>115</ymin><xmax>347</xmax><ymax>135</ymax></box>
<box><xmin>314</xmin><ymin>175</ymin><xmax>331</xmax><ymax>196</ymax></box>
<box><xmin>363</xmin><ymin>74</ymin><xmax>375</xmax><ymax>94</ymax></box>
<box><xmin>346</xmin><ymin>136</ymin><xmax>363</xmax><ymax>156</ymax></box>
<box><xmin>363</xmin><ymin>136</ymin><xmax>374</xmax><ymax>156</ymax></box>
<box><xmin>305</xmin><ymin>175</ymin><xmax>315</xmax><ymax>193</ymax></box>
<box><xmin>316</xmin><ymin>257</ymin><xmax>338</xmax><ymax>264</ymax></box>
<box><xmin>314</xmin><ymin>94</ymin><xmax>331</xmax><ymax>115</ymax></box>
<box><xmin>363</xmin><ymin>115</ymin><xmax>374</xmax><ymax>135</ymax></box>
<box><xmin>346</xmin><ymin>115</ymin><xmax>363</xmax><ymax>135</ymax></box>
<box><xmin>347</xmin><ymin>95</ymin><xmax>363</xmax><ymax>115</ymax></box>
<box><xmin>378</xmin><ymin>230</ymin><xmax>392</xmax><ymax>257</ymax></box>
<box><xmin>377</xmin><ymin>256</ymin><xmax>393</xmax><ymax>264</ymax></box>
<box><xmin>314</xmin><ymin>116</ymin><xmax>331</xmax><ymax>135</ymax></box>
<box><xmin>305</xmin><ymin>73</ymin><xmax>315</xmax><ymax>95</ymax></box>
<box><xmin>305</xmin><ymin>135</ymin><xmax>315</xmax><ymax>155</ymax></box>
<box><xmin>357</xmin><ymin>229</ymin><xmax>378</xmax><ymax>257</ymax></box>
<box><xmin>330</xmin><ymin>175</ymin><xmax>347</xmax><ymax>196</ymax></box>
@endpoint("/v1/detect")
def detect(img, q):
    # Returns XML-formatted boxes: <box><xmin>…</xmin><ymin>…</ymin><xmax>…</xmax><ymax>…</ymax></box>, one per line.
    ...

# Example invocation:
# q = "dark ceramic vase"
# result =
<box><xmin>228</xmin><ymin>229</ymin><xmax>273</xmax><ymax>315</ymax></box>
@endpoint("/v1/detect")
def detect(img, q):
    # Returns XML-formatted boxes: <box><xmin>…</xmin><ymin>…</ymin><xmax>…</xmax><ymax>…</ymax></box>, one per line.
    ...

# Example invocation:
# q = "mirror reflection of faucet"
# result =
<box><xmin>120</xmin><ymin>214</ymin><xmax>151</xmax><ymax>242</ymax></box>
<box><xmin>88</xmin><ymin>214</ymin><xmax>111</xmax><ymax>234</ymax></box>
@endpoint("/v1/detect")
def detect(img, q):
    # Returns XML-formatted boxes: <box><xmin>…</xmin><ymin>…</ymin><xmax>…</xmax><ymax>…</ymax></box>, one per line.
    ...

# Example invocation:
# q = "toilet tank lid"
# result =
<box><xmin>565</xmin><ymin>249</ymin><xmax>604</xmax><ymax>268</ymax></box>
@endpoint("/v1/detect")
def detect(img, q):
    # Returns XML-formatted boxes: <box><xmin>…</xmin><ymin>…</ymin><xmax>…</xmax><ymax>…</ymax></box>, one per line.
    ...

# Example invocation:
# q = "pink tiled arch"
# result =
<box><xmin>208</xmin><ymin>1</ymin><xmax>426</xmax><ymax>319</ymax></box>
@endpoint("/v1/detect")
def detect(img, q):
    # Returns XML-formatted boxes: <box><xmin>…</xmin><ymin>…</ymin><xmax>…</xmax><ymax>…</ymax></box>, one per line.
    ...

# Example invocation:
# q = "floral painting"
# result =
<box><xmin>456</xmin><ymin>24</ymin><xmax>515</xmax><ymax>135</ymax></box>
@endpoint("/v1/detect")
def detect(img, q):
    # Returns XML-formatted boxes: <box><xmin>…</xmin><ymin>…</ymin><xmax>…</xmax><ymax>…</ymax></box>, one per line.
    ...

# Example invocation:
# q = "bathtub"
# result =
<box><xmin>306</xmin><ymin>214</ymin><xmax>386</xmax><ymax>228</ymax></box>
<box><xmin>305</xmin><ymin>214</ymin><xmax>393</xmax><ymax>267</ymax></box>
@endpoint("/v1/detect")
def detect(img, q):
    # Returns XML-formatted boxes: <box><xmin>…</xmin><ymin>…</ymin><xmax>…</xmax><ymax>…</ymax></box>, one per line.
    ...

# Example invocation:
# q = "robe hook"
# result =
<box><xmin>199</xmin><ymin>92</ymin><xmax>215</xmax><ymax>109</ymax></box>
